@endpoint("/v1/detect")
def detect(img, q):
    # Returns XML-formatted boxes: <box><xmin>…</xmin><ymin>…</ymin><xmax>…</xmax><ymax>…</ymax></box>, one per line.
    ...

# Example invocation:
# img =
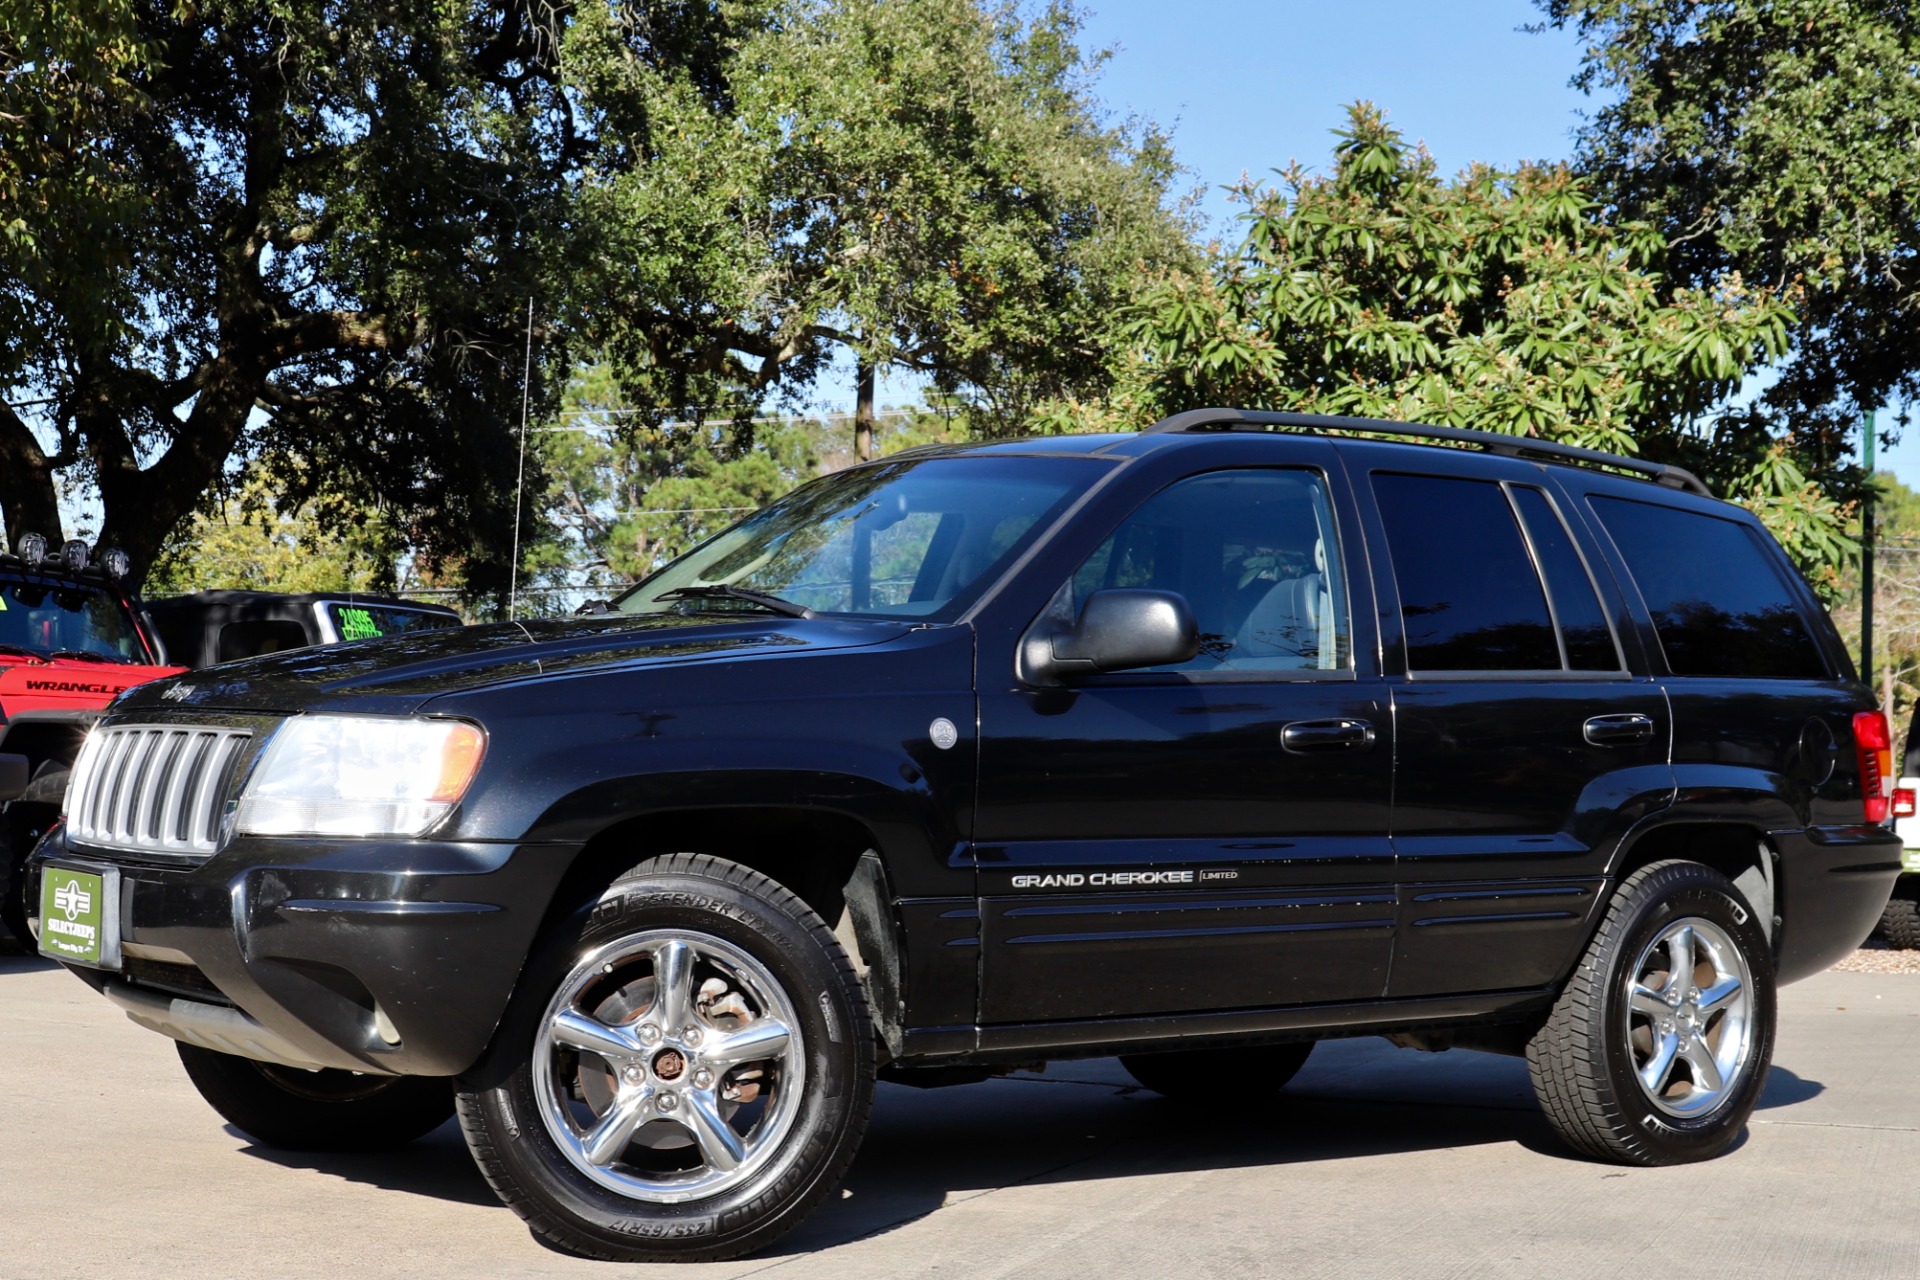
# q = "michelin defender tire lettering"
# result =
<box><xmin>175</xmin><ymin>1042</ymin><xmax>455</xmax><ymax>1152</ymax></box>
<box><xmin>1527</xmin><ymin>860</ymin><xmax>1776</xmax><ymax>1165</ymax></box>
<box><xmin>454</xmin><ymin>853</ymin><xmax>873</xmax><ymax>1263</ymax></box>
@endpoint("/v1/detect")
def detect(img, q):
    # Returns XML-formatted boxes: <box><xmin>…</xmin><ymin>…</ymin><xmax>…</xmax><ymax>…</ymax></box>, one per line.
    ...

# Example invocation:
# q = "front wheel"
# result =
<box><xmin>1528</xmin><ymin>860</ymin><xmax>1775</xmax><ymax>1165</ymax></box>
<box><xmin>456</xmin><ymin>853</ymin><xmax>873</xmax><ymax>1263</ymax></box>
<box><xmin>176</xmin><ymin>1042</ymin><xmax>454</xmax><ymax>1151</ymax></box>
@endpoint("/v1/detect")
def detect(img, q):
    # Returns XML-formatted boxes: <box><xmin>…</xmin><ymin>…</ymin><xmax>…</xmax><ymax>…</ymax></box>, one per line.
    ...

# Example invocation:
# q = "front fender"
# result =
<box><xmin>426</xmin><ymin>627</ymin><xmax>979</xmax><ymax>900</ymax></box>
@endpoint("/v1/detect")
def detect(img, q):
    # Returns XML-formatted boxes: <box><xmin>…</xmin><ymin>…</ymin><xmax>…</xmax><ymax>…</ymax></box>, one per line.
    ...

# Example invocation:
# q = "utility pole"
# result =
<box><xmin>854</xmin><ymin>355</ymin><xmax>876</xmax><ymax>463</ymax></box>
<box><xmin>1863</xmin><ymin>406</ymin><xmax>1876</xmax><ymax>689</ymax></box>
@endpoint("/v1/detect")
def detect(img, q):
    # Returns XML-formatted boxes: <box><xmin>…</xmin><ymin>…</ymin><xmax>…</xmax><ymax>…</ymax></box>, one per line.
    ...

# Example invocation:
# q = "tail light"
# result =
<box><xmin>1855</xmin><ymin>710</ymin><xmax>1893</xmax><ymax>823</ymax></box>
<box><xmin>1895</xmin><ymin>789</ymin><xmax>1917</xmax><ymax>819</ymax></box>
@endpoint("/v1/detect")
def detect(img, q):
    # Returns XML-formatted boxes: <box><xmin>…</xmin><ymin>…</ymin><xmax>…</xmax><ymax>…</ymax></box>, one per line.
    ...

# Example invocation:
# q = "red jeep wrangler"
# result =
<box><xmin>0</xmin><ymin>534</ymin><xmax>182</xmax><ymax>944</ymax></box>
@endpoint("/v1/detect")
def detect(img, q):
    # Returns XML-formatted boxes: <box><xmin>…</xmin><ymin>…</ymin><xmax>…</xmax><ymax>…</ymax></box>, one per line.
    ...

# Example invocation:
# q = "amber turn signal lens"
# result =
<box><xmin>431</xmin><ymin>722</ymin><xmax>487</xmax><ymax>802</ymax></box>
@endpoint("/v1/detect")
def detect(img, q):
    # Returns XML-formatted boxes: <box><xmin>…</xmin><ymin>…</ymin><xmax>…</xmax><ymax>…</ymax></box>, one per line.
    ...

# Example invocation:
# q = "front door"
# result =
<box><xmin>974</xmin><ymin>459</ymin><xmax>1395</xmax><ymax>1024</ymax></box>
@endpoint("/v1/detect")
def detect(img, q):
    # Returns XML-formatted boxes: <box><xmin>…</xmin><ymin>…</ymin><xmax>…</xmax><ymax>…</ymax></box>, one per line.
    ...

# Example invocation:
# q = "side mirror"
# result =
<box><xmin>1020</xmin><ymin>589</ymin><xmax>1200</xmax><ymax>684</ymax></box>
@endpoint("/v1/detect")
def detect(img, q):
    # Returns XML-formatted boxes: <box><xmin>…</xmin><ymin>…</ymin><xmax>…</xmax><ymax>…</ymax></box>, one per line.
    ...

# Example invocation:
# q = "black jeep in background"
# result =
<box><xmin>144</xmin><ymin>590</ymin><xmax>462</xmax><ymax>668</ymax></box>
<box><xmin>27</xmin><ymin>409</ymin><xmax>1899</xmax><ymax>1261</ymax></box>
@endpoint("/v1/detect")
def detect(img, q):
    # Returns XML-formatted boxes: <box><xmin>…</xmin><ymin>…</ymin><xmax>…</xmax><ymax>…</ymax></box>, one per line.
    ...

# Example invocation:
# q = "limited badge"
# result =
<box><xmin>928</xmin><ymin>717</ymin><xmax>959</xmax><ymax>750</ymax></box>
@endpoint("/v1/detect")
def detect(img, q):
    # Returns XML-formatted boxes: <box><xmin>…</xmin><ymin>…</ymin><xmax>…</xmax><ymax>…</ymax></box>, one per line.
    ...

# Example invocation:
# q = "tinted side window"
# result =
<box><xmin>1373</xmin><ymin>473</ymin><xmax>1558</xmax><ymax>671</ymax></box>
<box><xmin>218</xmin><ymin>620</ymin><xmax>309</xmax><ymax>662</ymax></box>
<box><xmin>1589</xmin><ymin>496</ymin><xmax>1828</xmax><ymax>679</ymax></box>
<box><xmin>1510</xmin><ymin>487</ymin><xmax>1621</xmax><ymax>671</ymax></box>
<box><xmin>1069</xmin><ymin>469</ymin><xmax>1350</xmax><ymax>673</ymax></box>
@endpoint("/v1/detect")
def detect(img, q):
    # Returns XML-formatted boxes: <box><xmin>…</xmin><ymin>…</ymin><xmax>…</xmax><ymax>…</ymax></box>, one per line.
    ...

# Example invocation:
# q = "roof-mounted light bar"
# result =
<box><xmin>3</xmin><ymin>532</ymin><xmax>132</xmax><ymax>579</ymax></box>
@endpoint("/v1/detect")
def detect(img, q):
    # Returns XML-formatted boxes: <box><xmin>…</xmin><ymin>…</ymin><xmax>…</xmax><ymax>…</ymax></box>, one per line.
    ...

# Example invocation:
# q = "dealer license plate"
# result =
<box><xmin>36</xmin><ymin>863</ymin><xmax>121</xmax><ymax>970</ymax></box>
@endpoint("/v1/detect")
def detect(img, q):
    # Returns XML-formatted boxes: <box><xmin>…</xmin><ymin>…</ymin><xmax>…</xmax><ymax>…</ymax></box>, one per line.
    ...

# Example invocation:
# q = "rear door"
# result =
<box><xmin>1346</xmin><ymin>448</ymin><xmax>1676</xmax><ymax>998</ymax></box>
<box><xmin>974</xmin><ymin>447</ymin><xmax>1397</xmax><ymax>1023</ymax></box>
<box><xmin>1582</xmin><ymin>491</ymin><xmax>1868</xmax><ymax>836</ymax></box>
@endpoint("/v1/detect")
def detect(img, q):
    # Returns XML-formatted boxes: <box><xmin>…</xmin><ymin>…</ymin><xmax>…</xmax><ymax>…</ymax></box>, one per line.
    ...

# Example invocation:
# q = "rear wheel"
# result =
<box><xmin>1119</xmin><ymin>1041</ymin><xmax>1315</xmax><ymax>1102</ymax></box>
<box><xmin>1528</xmin><ymin>860</ymin><xmax>1775</xmax><ymax>1165</ymax></box>
<box><xmin>176</xmin><ymin>1042</ymin><xmax>454</xmax><ymax>1151</ymax></box>
<box><xmin>1879</xmin><ymin>877</ymin><xmax>1920</xmax><ymax>950</ymax></box>
<box><xmin>456</xmin><ymin>853</ymin><xmax>873</xmax><ymax>1262</ymax></box>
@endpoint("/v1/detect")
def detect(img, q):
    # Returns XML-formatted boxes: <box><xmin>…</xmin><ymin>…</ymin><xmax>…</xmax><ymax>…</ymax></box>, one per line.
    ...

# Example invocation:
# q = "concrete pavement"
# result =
<box><xmin>4</xmin><ymin>950</ymin><xmax>1919</xmax><ymax>1279</ymax></box>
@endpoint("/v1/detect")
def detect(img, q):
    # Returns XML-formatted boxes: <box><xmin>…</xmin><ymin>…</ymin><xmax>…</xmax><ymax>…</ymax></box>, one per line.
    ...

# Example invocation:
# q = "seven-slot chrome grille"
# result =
<box><xmin>64</xmin><ymin>725</ymin><xmax>253</xmax><ymax>859</ymax></box>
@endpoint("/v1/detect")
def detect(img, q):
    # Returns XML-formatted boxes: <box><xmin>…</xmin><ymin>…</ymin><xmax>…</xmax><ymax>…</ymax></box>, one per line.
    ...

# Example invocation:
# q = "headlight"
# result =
<box><xmin>234</xmin><ymin>714</ymin><xmax>487</xmax><ymax>838</ymax></box>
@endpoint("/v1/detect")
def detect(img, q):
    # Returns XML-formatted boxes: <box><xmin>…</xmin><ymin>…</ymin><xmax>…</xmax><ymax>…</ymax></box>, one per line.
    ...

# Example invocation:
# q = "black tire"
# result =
<box><xmin>0</xmin><ymin>836</ymin><xmax>25</xmax><ymax>950</ymax></box>
<box><xmin>1</xmin><ymin>808</ymin><xmax>34</xmax><ymax>948</ymax></box>
<box><xmin>455</xmin><ymin>853</ymin><xmax>874</xmax><ymax>1263</ymax></box>
<box><xmin>1119</xmin><ymin>1041</ymin><xmax>1315</xmax><ymax>1101</ymax></box>
<box><xmin>1879</xmin><ymin>878</ymin><xmax>1920</xmax><ymax>950</ymax></box>
<box><xmin>176</xmin><ymin>1042</ymin><xmax>454</xmax><ymax>1151</ymax></box>
<box><xmin>1527</xmin><ymin>860</ymin><xmax>1776</xmax><ymax>1165</ymax></box>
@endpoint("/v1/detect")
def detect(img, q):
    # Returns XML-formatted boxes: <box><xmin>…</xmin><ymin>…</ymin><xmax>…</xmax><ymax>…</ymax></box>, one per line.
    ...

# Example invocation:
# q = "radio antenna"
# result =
<box><xmin>509</xmin><ymin>296</ymin><xmax>534</xmax><ymax>621</ymax></box>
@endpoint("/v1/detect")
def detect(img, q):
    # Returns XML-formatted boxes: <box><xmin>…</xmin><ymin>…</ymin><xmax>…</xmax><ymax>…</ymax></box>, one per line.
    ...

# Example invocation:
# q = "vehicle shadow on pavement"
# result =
<box><xmin>773</xmin><ymin>1048</ymin><xmax>1556</xmax><ymax>1256</ymax></box>
<box><xmin>234</xmin><ymin>1119</ymin><xmax>501</xmax><ymax>1209</ymax></box>
<box><xmin>1756</xmin><ymin>1064</ymin><xmax>1824</xmax><ymax>1109</ymax></box>
<box><xmin>0</xmin><ymin>949</ymin><xmax>58</xmax><ymax>974</ymax></box>
<box><xmin>225</xmin><ymin>1042</ymin><xmax>1832</xmax><ymax>1260</ymax></box>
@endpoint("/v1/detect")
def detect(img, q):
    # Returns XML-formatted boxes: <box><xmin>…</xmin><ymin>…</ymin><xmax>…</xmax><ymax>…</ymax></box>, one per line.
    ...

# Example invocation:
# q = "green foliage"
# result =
<box><xmin>2</xmin><ymin>0</ymin><xmax>1189</xmax><ymax>593</ymax></box>
<box><xmin>524</xmin><ymin>367</ymin><xmax>963</xmax><ymax>600</ymax></box>
<box><xmin>1540</xmin><ymin>0</ymin><xmax>1920</xmax><ymax>468</ymax></box>
<box><xmin>145</xmin><ymin>476</ymin><xmax>409</xmax><ymax>597</ymax></box>
<box><xmin>0</xmin><ymin>0</ymin><xmax>612</xmax><ymax>591</ymax></box>
<box><xmin>566</xmin><ymin>0</ymin><xmax>1198</xmax><ymax>437</ymax></box>
<box><xmin>1063</xmin><ymin>102</ymin><xmax>1848</xmax><ymax>592</ymax></box>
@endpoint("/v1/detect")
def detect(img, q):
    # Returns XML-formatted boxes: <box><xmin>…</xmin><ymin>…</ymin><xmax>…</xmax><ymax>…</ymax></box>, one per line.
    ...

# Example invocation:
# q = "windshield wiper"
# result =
<box><xmin>653</xmin><ymin>585</ymin><xmax>815</xmax><ymax>620</ymax></box>
<box><xmin>0</xmin><ymin>643</ymin><xmax>44</xmax><ymax>662</ymax></box>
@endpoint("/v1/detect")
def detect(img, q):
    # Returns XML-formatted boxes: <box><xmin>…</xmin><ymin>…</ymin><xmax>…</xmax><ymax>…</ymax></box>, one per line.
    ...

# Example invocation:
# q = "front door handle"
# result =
<box><xmin>1281</xmin><ymin>718</ymin><xmax>1375</xmax><ymax>754</ymax></box>
<box><xmin>1584</xmin><ymin>713</ymin><xmax>1656</xmax><ymax>747</ymax></box>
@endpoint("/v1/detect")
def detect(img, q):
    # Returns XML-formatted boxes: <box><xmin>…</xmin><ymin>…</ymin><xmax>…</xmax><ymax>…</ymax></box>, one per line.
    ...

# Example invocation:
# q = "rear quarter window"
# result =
<box><xmin>1588</xmin><ymin>496</ymin><xmax>1828</xmax><ymax>680</ymax></box>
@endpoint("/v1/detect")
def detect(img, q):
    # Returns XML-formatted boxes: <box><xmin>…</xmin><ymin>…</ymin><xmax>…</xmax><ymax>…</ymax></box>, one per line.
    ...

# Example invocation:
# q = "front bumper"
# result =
<box><xmin>28</xmin><ymin>825</ymin><xmax>579</xmax><ymax>1076</ymax></box>
<box><xmin>1773</xmin><ymin>825</ymin><xmax>1904</xmax><ymax>985</ymax></box>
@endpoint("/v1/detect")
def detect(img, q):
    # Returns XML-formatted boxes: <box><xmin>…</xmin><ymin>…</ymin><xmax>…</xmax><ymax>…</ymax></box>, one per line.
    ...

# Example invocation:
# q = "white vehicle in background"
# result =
<box><xmin>1885</xmin><ymin>749</ymin><xmax>1920</xmax><ymax>946</ymax></box>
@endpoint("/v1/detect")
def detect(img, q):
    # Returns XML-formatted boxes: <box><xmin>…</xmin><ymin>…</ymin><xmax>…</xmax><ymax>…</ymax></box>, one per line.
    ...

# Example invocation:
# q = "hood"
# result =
<box><xmin>0</xmin><ymin>654</ymin><xmax>186</xmax><ymax>718</ymax></box>
<box><xmin>111</xmin><ymin>613</ymin><xmax>918</xmax><ymax>717</ymax></box>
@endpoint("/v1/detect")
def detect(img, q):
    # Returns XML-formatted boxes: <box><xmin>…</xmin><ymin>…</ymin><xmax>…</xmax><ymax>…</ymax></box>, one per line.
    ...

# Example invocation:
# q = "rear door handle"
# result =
<box><xmin>1281</xmin><ymin>718</ymin><xmax>1375</xmax><ymax>754</ymax></box>
<box><xmin>1584</xmin><ymin>713</ymin><xmax>1656</xmax><ymax>747</ymax></box>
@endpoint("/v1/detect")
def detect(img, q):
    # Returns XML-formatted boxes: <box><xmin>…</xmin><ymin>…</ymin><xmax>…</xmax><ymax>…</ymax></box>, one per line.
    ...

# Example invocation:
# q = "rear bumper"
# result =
<box><xmin>1773</xmin><ymin>825</ymin><xmax>1903</xmax><ymax>986</ymax></box>
<box><xmin>28</xmin><ymin>825</ymin><xmax>580</xmax><ymax>1075</ymax></box>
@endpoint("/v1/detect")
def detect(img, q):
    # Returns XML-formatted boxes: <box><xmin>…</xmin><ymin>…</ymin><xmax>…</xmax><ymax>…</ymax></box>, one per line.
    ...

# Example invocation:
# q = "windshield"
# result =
<box><xmin>0</xmin><ymin>579</ymin><xmax>150</xmax><ymax>663</ymax></box>
<box><xmin>614</xmin><ymin>455</ymin><xmax>1105</xmax><ymax>622</ymax></box>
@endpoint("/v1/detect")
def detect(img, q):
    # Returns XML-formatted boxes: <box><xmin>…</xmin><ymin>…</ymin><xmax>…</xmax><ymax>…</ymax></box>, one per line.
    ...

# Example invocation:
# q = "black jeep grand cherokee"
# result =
<box><xmin>27</xmin><ymin>409</ymin><xmax>1900</xmax><ymax>1261</ymax></box>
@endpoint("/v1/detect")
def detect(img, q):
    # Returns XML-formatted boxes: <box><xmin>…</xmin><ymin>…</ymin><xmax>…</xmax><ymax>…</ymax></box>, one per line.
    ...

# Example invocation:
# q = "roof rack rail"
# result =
<box><xmin>1141</xmin><ymin>407</ymin><xmax>1713</xmax><ymax>498</ymax></box>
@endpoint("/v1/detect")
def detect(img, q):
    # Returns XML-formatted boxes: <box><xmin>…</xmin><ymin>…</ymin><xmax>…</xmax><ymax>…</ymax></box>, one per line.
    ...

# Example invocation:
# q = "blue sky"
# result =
<box><xmin>1077</xmin><ymin>0</ymin><xmax>1590</xmax><ymax>236</ymax></box>
<box><xmin>1068</xmin><ymin>0</ymin><xmax>1913</xmax><ymax>487</ymax></box>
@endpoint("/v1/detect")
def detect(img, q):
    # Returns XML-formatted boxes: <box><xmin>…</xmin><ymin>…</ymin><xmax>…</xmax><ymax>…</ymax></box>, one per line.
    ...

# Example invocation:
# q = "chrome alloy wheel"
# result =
<box><xmin>1623</xmin><ymin>917</ymin><xmax>1755</xmax><ymax>1118</ymax></box>
<box><xmin>532</xmin><ymin>929</ymin><xmax>805</xmax><ymax>1204</ymax></box>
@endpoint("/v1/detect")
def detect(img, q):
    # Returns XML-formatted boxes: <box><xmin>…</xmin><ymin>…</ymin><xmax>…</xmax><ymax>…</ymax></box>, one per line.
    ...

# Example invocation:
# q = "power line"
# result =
<box><xmin>533</xmin><ymin>407</ymin><xmax>923</xmax><ymax>434</ymax></box>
